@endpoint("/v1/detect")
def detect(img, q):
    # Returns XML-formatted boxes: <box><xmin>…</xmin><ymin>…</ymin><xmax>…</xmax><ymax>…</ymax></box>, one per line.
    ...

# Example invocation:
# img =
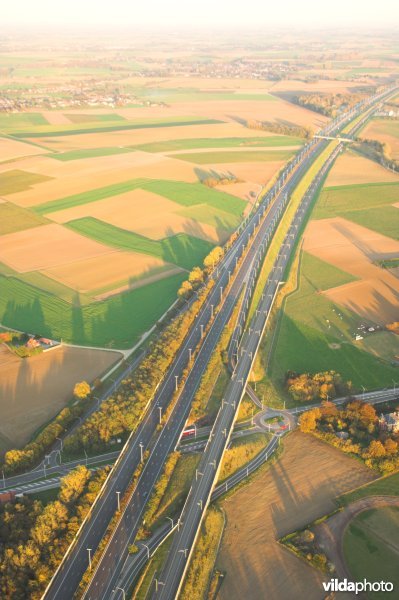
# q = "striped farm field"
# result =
<box><xmin>0</xmin><ymin>272</ymin><xmax>186</xmax><ymax>348</ymax></box>
<box><xmin>11</xmin><ymin>117</ymin><xmax>224</xmax><ymax>138</ymax></box>
<box><xmin>170</xmin><ymin>149</ymin><xmax>295</xmax><ymax>164</ymax></box>
<box><xmin>33</xmin><ymin>178</ymin><xmax>246</xmax><ymax>217</ymax></box>
<box><xmin>133</xmin><ymin>135</ymin><xmax>303</xmax><ymax>153</ymax></box>
<box><xmin>66</xmin><ymin>218</ymin><xmax>214</xmax><ymax>270</ymax></box>
<box><xmin>49</xmin><ymin>146</ymin><xmax>138</xmax><ymax>161</ymax></box>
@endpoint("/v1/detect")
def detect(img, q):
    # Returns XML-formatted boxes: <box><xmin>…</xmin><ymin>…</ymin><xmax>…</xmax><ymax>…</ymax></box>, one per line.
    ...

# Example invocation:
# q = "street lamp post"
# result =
<box><xmin>116</xmin><ymin>491</ymin><xmax>121</xmax><ymax>512</ymax></box>
<box><xmin>139</xmin><ymin>442</ymin><xmax>144</xmax><ymax>463</ymax></box>
<box><xmin>142</xmin><ymin>543</ymin><xmax>150</xmax><ymax>560</ymax></box>
<box><xmin>175</xmin><ymin>375</ymin><xmax>178</xmax><ymax>392</ymax></box>
<box><xmin>113</xmin><ymin>587</ymin><xmax>126</xmax><ymax>600</ymax></box>
<box><xmin>56</xmin><ymin>437</ymin><xmax>63</xmax><ymax>452</ymax></box>
<box><xmin>158</xmin><ymin>406</ymin><xmax>162</xmax><ymax>424</ymax></box>
<box><xmin>87</xmin><ymin>548</ymin><xmax>92</xmax><ymax>570</ymax></box>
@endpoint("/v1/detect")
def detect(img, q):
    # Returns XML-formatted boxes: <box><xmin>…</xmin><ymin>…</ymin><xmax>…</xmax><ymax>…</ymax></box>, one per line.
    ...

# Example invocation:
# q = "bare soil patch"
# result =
<box><xmin>43</xmin><ymin>250</ymin><xmax>174</xmax><ymax>293</ymax></box>
<box><xmin>325</xmin><ymin>153</ymin><xmax>399</xmax><ymax>187</ymax></box>
<box><xmin>362</xmin><ymin>121</ymin><xmax>399</xmax><ymax>160</ymax></box>
<box><xmin>0</xmin><ymin>137</ymin><xmax>46</xmax><ymax>161</ymax></box>
<box><xmin>0</xmin><ymin>223</ymin><xmax>113</xmax><ymax>272</ymax></box>
<box><xmin>5</xmin><ymin>153</ymin><xmax>198</xmax><ymax>207</ymax></box>
<box><xmin>0</xmin><ymin>345</ymin><xmax>120</xmax><ymax>450</ymax></box>
<box><xmin>303</xmin><ymin>217</ymin><xmax>399</xmax><ymax>325</ymax></box>
<box><xmin>47</xmin><ymin>188</ymin><xmax>221</xmax><ymax>243</ymax></box>
<box><xmin>25</xmin><ymin>121</ymin><xmax>272</xmax><ymax>153</ymax></box>
<box><xmin>217</xmin><ymin>431</ymin><xmax>375</xmax><ymax>600</ymax></box>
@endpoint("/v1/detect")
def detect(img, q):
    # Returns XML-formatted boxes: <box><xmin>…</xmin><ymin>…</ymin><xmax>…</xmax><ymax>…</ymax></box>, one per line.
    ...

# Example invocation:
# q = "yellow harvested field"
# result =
<box><xmin>47</xmin><ymin>188</ymin><xmax>223</xmax><ymax>243</ymax></box>
<box><xmin>26</xmin><ymin>120</ymin><xmax>279</xmax><ymax>152</ymax></box>
<box><xmin>39</xmin><ymin>111</ymin><xmax>72</xmax><ymax>125</ymax></box>
<box><xmin>0</xmin><ymin>137</ymin><xmax>46</xmax><ymax>161</ymax></box>
<box><xmin>3</xmin><ymin>154</ymin><xmax>198</xmax><ymax>207</ymax></box>
<box><xmin>43</xmin><ymin>250</ymin><xmax>175</xmax><ymax>293</ymax></box>
<box><xmin>0</xmin><ymin>344</ymin><xmax>121</xmax><ymax>450</ymax></box>
<box><xmin>218</xmin><ymin>431</ymin><xmax>375</xmax><ymax>600</ymax></box>
<box><xmin>303</xmin><ymin>217</ymin><xmax>399</xmax><ymax>324</ymax></box>
<box><xmin>270</xmin><ymin>78</ymin><xmax>360</xmax><ymax>94</ymax></box>
<box><xmin>171</xmin><ymin>98</ymin><xmax>327</xmax><ymax>129</ymax></box>
<box><xmin>325</xmin><ymin>153</ymin><xmax>399</xmax><ymax>186</ymax></box>
<box><xmin>166</xmin><ymin>144</ymin><xmax>300</xmax><ymax>156</ymax></box>
<box><xmin>0</xmin><ymin>223</ymin><xmax>113</xmax><ymax>272</ymax></box>
<box><xmin>361</xmin><ymin>121</ymin><xmax>399</xmax><ymax>159</ymax></box>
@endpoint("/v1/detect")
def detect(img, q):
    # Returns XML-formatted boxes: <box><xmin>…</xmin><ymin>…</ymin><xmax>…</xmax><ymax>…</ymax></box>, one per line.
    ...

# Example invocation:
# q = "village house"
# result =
<box><xmin>379</xmin><ymin>411</ymin><xmax>399</xmax><ymax>433</ymax></box>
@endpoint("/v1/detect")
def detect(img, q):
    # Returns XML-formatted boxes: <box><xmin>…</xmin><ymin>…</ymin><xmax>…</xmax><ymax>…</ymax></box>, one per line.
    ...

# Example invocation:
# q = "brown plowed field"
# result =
<box><xmin>46</xmin><ymin>188</ymin><xmax>222</xmax><ymax>243</ymax></box>
<box><xmin>0</xmin><ymin>345</ymin><xmax>120</xmax><ymax>451</ymax></box>
<box><xmin>0</xmin><ymin>223</ymin><xmax>113</xmax><ymax>272</ymax></box>
<box><xmin>43</xmin><ymin>250</ymin><xmax>175</xmax><ymax>293</ymax></box>
<box><xmin>303</xmin><ymin>217</ymin><xmax>399</xmax><ymax>325</ymax></box>
<box><xmin>325</xmin><ymin>153</ymin><xmax>399</xmax><ymax>187</ymax></box>
<box><xmin>217</xmin><ymin>431</ymin><xmax>375</xmax><ymax>600</ymax></box>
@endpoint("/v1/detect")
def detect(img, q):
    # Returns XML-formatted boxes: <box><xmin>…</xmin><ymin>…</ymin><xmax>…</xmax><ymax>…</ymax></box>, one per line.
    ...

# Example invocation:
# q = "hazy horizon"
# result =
<box><xmin>3</xmin><ymin>0</ymin><xmax>399</xmax><ymax>29</ymax></box>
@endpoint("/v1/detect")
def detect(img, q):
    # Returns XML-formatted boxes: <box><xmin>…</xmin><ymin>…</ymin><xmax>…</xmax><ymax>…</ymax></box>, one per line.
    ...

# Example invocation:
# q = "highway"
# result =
<box><xmin>152</xmin><ymin>85</ymin><xmax>399</xmax><ymax>599</ymax></box>
<box><xmin>113</xmin><ymin>386</ymin><xmax>399</xmax><ymax>597</ymax></box>
<box><xmin>42</xmin><ymin>83</ymin><xmax>398</xmax><ymax>600</ymax></box>
<box><xmin>42</xmin><ymin>122</ymin><xmax>322</xmax><ymax>600</ymax></box>
<box><xmin>79</xmin><ymin>138</ymin><xmax>328</xmax><ymax>600</ymax></box>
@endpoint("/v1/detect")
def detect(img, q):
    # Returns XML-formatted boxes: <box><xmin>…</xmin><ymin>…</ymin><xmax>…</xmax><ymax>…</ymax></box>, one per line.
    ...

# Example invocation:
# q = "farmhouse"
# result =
<box><xmin>379</xmin><ymin>411</ymin><xmax>399</xmax><ymax>433</ymax></box>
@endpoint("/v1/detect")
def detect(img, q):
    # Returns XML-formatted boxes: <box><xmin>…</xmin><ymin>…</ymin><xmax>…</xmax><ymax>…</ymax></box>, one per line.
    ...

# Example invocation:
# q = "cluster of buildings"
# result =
<box><xmin>0</xmin><ymin>85</ymin><xmax>143</xmax><ymax>112</ymax></box>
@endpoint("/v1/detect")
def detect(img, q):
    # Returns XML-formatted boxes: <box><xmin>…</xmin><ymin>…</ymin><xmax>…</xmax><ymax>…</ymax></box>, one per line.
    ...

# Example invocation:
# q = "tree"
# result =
<box><xmin>367</xmin><ymin>440</ymin><xmax>386</xmax><ymax>459</ymax></box>
<box><xmin>188</xmin><ymin>267</ymin><xmax>204</xmax><ymax>287</ymax></box>
<box><xmin>384</xmin><ymin>438</ymin><xmax>398</xmax><ymax>456</ymax></box>
<box><xmin>59</xmin><ymin>465</ymin><xmax>91</xmax><ymax>504</ymax></box>
<box><xmin>73</xmin><ymin>381</ymin><xmax>91</xmax><ymax>400</ymax></box>
<box><xmin>203</xmin><ymin>247</ymin><xmax>224</xmax><ymax>270</ymax></box>
<box><xmin>299</xmin><ymin>408</ymin><xmax>321</xmax><ymax>433</ymax></box>
<box><xmin>178</xmin><ymin>280</ymin><xmax>193</xmax><ymax>299</ymax></box>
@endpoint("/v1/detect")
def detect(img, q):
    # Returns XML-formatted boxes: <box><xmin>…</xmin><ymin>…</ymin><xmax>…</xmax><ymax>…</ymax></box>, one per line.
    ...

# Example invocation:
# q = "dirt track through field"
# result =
<box><xmin>315</xmin><ymin>496</ymin><xmax>399</xmax><ymax>585</ymax></box>
<box><xmin>217</xmin><ymin>431</ymin><xmax>375</xmax><ymax>600</ymax></box>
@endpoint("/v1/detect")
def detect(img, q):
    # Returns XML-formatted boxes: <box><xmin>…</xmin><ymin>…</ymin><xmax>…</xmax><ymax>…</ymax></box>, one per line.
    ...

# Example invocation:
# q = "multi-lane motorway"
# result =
<box><xmin>42</xmin><ymin>83</ymin><xmax>398</xmax><ymax>600</ymax></box>
<box><xmin>153</xmin><ymin>86</ymin><xmax>399</xmax><ymax>599</ymax></box>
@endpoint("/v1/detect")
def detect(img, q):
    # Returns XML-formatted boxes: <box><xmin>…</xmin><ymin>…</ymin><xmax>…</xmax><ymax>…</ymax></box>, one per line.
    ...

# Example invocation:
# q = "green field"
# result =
<box><xmin>33</xmin><ymin>178</ymin><xmax>246</xmax><ymax>217</ymax></box>
<box><xmin>269</xmin><ymin>251</ymin><xmax>398</xmax><ymax>390</ymax></box>
<box><xmin>343</xmin><ymin>507</ymin><xmax>399</xmax><ymax>599</ymax></box>
<box><xmin>0</xmin><ymin>271</ymin><xmax>186</xmax><ymax>348</ymax></box>
<box><xmin>312</xmin><ymin>182</ymin><xmax>399</xmax><ymax>220</ymax></box>
<box><xmin>133</xmin><ymin>135</ymin><xmax>303</xmax><ymax>153</ymax></box>
<box><xmin>0</xmin><ymin>202</ymin><xmax>49</xmax><ymax>234</ymax></box>
<box><xmin>343</xmin><ymin>205</ymin><xmax>399</xmax><ymax>240</ymax></box>
<box><xmin>0</xmin><ymin>112</ymin><xmax>49</xmax><ymax>131</ymax></box>
<box><xmin>170</xmin><ymin>149</ymin><xmax>294</xmax><ymax>164</ymax></box>
<box><xmin>142</xmin><ymin>180</ymin><xmax>246</xmax><ymax>215</ymax></box>
<box><xmin>338</xmin><ymin>472</ymin><xmax>399</xmax><ymax>507</ymax></box>
<box><xmin>11</xmin><ymin>117</ymin><xmax>224</xmax><ymax>138</ymax></box>
<box><xmin>49</xmin><ymin>146</ymin><xmax>137</xmax><ymax>161</ymax></box>
<box><xmin>0</xmin><ymin>169</ymin><xmax>53</xmax><ymax>195</ymax></box>
<box><xmin>64</xmin><ymin>113</ymin><xmax>126</xmax><ymax>123</ymax></box>
<box><xmin>177</xmin><ymin>203</ymin><xmax>240</xmax><ymax>231</ymax></box>
<box><xmin>67</xmin><ymin>218</ymin><xmax>214</xmax><ymax>270</ymax></box>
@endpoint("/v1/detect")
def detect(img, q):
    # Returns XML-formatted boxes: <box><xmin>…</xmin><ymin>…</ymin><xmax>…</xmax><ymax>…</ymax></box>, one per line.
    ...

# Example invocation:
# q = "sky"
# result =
<box><xmin>3</xmin><ymin>0</ymin><xmax>399</xmax><ymax>29</ymax></box>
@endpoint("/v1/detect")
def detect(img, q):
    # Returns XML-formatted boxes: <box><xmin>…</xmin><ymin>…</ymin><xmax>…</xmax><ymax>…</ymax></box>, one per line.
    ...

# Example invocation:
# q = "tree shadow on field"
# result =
<box><xmin>71</xmin><ymin>293</ymin><xmax>85</xmax><ymax>344</ymax></box>
<box><xmin>2</xmin><ymin>297</ymin><xmax>52</xmax><ymax>338</ymax></box>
